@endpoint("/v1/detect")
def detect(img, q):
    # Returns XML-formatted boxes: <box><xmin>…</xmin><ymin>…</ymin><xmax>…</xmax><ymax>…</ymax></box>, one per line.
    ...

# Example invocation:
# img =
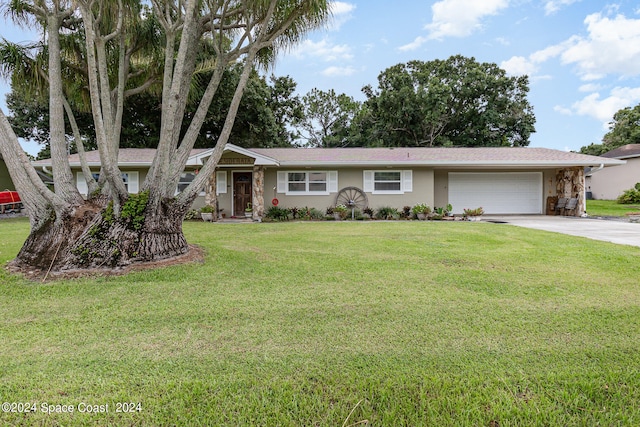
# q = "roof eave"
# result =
<box><xmin>276</xmin><ymin>159</ymin><xmax>627</xmax><ymax>168</ymax></box>
<box><xmin>187</xmin><ymin>144</ymin><xmax>280</xmax><ymax>166</ymax></box>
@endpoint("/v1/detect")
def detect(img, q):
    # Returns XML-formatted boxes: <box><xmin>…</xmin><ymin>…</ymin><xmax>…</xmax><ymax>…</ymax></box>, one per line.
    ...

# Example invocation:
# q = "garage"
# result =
<box><xmin>448</xmin><ymin>172</ymin><xmax>543</xmax><ymax>214</ymax></box>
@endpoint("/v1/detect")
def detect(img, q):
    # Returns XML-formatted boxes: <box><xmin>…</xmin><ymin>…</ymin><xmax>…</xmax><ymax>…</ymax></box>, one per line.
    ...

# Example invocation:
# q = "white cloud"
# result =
<box><xmin>399</xmin><ymin>36</ymin><xmax>428</xmax><ymax>52</ymax></box>
<box><xmin>501</xmin><ymin>56</ymin><xmax>537</xmax><ymax>76</ymax></box>
<box><xmin>544</xmin><ymin>0</ymin><xmax>581</xmax><ymax>16</ymax></box>
<box><xmin>328</xmin><ymin>2</ymin><xmax>356</xmax><ymax>30</ymax></box>
<box><xmin>568</xmin><ymin>86</ymin><xmax>640</xmax><ymax>125</ymax></box>
<box><xmin>292</xmin><ymin>39</ymin><xmax>353</xmax><ymax>62</ymax></box>
<box><xmin>529</xmin><ymin>41</ymin><xmax>572</xmax><ymax>63</ymax></box>
<box><xmin>330</xmin><ymin>1</ymin><xmax>355</xmax><ymax>15</ymax></box>
<box><xmin>321</xmin><ymin>66</ymin><xmax>357</xmax><ymax>77</ymax></box>
<box><xmin>578</xmin><ymin>83</ymin><xmax>605</xmax><ymax>92</ymax></box>
<box><xmin>503</xmin><ymin>12</ymin><xmax>640</xmax><ymax>81</ymax></box>
<box><xmin>554</xmin><ymin>105</ymin><xmax>574</xmax><ymax>116</ymax></box>
<box><xmin>425</xmin><ymin>0</ymin><xmax>510</xmax><ymax>39</ymax></box>
<box><xmin>559</xmin><ymin>13</ymin><xmax>640</xmax><ymax>80</ymax></box>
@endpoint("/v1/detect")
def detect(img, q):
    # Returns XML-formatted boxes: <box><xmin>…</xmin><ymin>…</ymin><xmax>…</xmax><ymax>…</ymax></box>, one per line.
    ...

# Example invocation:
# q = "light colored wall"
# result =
<box><xmin>69</xmin><ymin>167</ymin><xmax>208</xmax><ymax>210</ymax></box>
<box><xmin>542</xmin><ymin>170</ymin><xmax>556</xmax><ymax>200</ymax></box>
<box><xmin>263</xmin><ymin>167</ymin><xmax>435</xmax><ymax>211</ymax></box>
<box><xmin>434</xmin><ymin>171</ymin><xmax>448</xmax><ymax>209</ymax></box>
<box><xmin>588</xmin><ymin>159</ymin><xmax>639</xmax><ymax>200</ymax></box>
<box><xmin>0</xmin><ymin>159</ymin><xmax>15</xmax><ymax>191</ymax></box>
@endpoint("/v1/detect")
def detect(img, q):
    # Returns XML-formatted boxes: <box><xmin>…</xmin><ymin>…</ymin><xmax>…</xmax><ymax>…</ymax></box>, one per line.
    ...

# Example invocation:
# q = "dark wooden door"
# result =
<box><xmin>233</xmin><ymin>172</ymin><xmax>252</xmax><ymax>216</ymax></box>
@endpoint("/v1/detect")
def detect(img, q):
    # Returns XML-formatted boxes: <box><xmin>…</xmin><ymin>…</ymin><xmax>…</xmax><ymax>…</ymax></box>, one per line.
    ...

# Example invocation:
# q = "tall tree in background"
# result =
<box><xmin>0</xmin><ymin>0</ymin><xmax>330</xmax><ymax>274</ymax></box>
<box><xmin>580</xmin><ymin>104</ymin><xmax>640</xmax><ymax>156</ymax></box>
<box><xmin>5</xmin><ymin>68</ymin><xmax>302</xmax><ymax>156</ymax></box>
<box><xmin>295</xmin><ymin>88</ymin><xmax>360</xmax><ymax>147</ymax></box>
<box><xmin>359</xmin><ymin>56</ymin><xmax>536</xmax><ymax>147</ymax></box>
<box><xmin>268</xmin><ymin>75</ymin><xmax>303</xmax><ymax>145</ymax></box>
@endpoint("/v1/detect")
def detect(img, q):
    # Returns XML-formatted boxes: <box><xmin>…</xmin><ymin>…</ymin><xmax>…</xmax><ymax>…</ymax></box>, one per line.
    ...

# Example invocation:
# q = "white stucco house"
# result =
<box><xmin>587</xmin><ymin>144</ymin><xmax>639</xmax><ymax>200</ymax></box>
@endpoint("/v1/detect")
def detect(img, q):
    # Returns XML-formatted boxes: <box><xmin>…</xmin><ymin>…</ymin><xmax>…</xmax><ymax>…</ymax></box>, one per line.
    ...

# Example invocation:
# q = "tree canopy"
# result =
<box><xmin>5</xmin><ymin>64</ymin><xmax>303</xmax><ymax>157</ymax></box>
<box><xmin>579</xmin><ymin>104</ymin><xmax>640</xmax><ymax>156</ymax></box>
<box><xmin>355</xmin><ymin>56</ymin><xmax>536</xmax><ymax>147</ymax></box>
<box><xmin>0</xmin><ymin>0</ymin><xmax>331</xmax><ymax>274</ymax></box>
<box><xmin>295</xmin><ymin>88</ymin><xmax>360</xmax><ymax>147</ymax></box>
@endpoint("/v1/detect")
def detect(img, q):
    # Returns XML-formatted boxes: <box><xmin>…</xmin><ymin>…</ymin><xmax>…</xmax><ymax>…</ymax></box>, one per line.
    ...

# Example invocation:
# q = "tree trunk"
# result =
<box><xmin>9</xmin><ymin>198</ymin><xmax>190</xmax><ymax>273</ymax></box>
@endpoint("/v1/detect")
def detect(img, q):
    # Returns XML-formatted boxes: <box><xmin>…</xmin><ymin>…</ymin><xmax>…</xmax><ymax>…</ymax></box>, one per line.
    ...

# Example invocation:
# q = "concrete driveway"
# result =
<box><xmin>486</xmin><ymin>215</ymin><xmax>640</xmax><ymax>248</ymax></box>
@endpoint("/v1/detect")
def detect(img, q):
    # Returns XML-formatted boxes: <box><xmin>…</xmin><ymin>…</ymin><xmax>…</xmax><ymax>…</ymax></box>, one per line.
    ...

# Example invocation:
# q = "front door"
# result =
<box><xmin>233</xmin><ymin>172</ymin><xmax>252</xmax><ymax>217</ymax></box>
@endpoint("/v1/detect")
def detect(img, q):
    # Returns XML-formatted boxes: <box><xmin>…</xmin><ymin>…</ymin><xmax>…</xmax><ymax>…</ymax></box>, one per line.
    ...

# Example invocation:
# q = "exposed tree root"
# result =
<box><xmin>6</xmin><ymin>244</ymin><xmax>204</xmax><ymax>282</ymax></box>
<box><xmin>7</xmin><ymin>198</ymin><xmax>198</xmax><ymax>280</ymax></box>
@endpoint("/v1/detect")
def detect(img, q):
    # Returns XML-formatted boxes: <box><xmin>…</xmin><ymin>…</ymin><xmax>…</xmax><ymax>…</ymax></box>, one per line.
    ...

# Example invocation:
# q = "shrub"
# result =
<box><xmin>463</xmin><ymin>207</ymin><xmax>484</xmax><ymax>217</ymax></box>
<box><xmin>617</xmin><ymin>187</ymin><xmax>640</xmax><ymax>204</ymax></box>
<box><xmin>376</xmin><ymin>206</ymin><xmax>400</xmax><ymax>220</ymax></box>
<box><xmin>305</xmin><ymin>207</ymin><xmax>325</xmax><ymax>220</ymax></box>
<box><xmin>333</xmin><ymin>204</ymin><xmax>349</xmax><ymax>220</ymax></box>
<box><xmin>411</xmin><ymin>203</ymin><xmax>431</xmax><ymax>215</ymax></box>
<box><xmin>184</xmin><ymin>209</ymin><xmax>200</xmax><ymax>220</ymax></box>
<box><xmin>289</xmin><ymin>206</ymin><xmax>302</xmax><ymax>219</ymax></box>
<box><xmin>265</xmin><ymin>206</ymin><xmax>291</xmax><ymax>221</ymax></box>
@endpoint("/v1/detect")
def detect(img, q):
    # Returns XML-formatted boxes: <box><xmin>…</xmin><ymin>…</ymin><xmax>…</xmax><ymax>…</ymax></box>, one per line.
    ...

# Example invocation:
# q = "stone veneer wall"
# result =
<box><xmin>252</xmin><ymin>166</ymin><xmax>265</xmax><ymax>219</ymax></box>
<box><xmin>205</xmin><ymin>171</ymin><xmax>218</xmax><ymax>219</ymax></box>
<box><xmin>555</xmin><ymin>167</ymin><xmax>584</xmax><ymax>216</ymax></box>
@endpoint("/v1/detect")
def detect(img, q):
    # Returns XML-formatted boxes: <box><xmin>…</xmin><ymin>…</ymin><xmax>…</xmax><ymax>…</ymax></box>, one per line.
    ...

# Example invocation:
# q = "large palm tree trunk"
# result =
<box><xmin>10</xmin><ymin>196</ymin><xmax>191</xmax><ymax>272</ymax></box>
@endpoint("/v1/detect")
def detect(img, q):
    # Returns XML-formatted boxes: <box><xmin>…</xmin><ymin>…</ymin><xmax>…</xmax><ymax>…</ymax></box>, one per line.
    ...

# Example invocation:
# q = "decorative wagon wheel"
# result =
<box><xmin>334</xmin><ymin>186</ymin><xmax>368</xmax><ymax>219</ymax></box>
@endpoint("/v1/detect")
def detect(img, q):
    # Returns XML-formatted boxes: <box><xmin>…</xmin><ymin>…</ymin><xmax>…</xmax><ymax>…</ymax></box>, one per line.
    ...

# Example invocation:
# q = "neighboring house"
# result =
<box><xmin>0</xmin><ymin>154</ymin><xmax>15</xmax><ymax>191</ymax></box>
<box><xmin>32</xmin><ymin>145</ymin><xmax>624</xmax><ymax>217</ymax></box>
<box><xmin>587</xmin><ymin>144</ymin><xmax>640</xmax><ymax>200</ymax></box>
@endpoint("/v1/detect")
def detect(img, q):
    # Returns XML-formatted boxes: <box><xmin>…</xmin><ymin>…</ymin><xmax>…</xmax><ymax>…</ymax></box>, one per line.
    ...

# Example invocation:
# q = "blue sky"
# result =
<box><xmin>271</xmin><ymin>0</ymin><xmax>640</xmax><ymax>152</ymax></box>
<box><xmin>2</xmin><ymin>0</ymin><xmax>640</xmax><ymax>155</ymax></box>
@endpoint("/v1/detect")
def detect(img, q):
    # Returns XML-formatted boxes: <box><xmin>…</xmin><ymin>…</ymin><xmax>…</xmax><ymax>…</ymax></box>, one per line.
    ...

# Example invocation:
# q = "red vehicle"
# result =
<box><xmin>0</xmin><ymin>190</ymin><xmax>22</xmax><ymax>214</ymax></box>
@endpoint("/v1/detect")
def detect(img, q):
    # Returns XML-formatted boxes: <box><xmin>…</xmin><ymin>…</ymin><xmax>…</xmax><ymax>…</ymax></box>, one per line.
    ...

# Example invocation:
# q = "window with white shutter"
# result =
<box><xmin>363</xmin><ymin>170</ymin><xmax>413</xmax><ymax>194</ymax></box>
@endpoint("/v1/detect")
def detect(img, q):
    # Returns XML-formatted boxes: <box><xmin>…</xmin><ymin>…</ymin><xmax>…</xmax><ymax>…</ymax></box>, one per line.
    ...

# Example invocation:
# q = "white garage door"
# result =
<box><xmin>448</xmin><ymin>172</ymin><xmax>543</xmax><ymax>214</ymax></box>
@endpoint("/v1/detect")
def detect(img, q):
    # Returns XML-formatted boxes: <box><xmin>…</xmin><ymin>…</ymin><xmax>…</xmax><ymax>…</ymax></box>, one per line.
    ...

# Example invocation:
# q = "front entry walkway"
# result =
<box><xmin>489</xmin><ymin>215</ymin><xmax>640</xmax><ymax>248</ymax></box>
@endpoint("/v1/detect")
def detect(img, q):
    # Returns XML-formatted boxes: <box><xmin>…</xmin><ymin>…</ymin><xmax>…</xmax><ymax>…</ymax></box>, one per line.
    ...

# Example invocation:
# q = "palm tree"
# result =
<box><xmin>0</xmin><ymin>0</ymin><xmax>331</xmax><ymax>274</ymax></box>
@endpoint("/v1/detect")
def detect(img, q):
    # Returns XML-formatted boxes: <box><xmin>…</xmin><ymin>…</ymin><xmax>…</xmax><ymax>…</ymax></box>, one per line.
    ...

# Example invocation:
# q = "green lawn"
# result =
<box><xmin>1</xmin><ymin>217</ymin><xmax>639</xmax><ymax>426</ymax></box>
<box><xmin>586</xmin><ymin>199</ymin><xmax>640</xmax><ymax>217</ymax></box>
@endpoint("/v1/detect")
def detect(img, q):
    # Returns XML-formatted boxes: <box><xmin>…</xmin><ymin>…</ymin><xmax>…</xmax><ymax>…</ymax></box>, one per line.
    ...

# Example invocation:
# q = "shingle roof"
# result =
<box><xmin>32</xmin><ymin>148</ymin><xmax>210</xmax><ymax>167</ymax></box>
<box><xmin>250</xmin><ymin>146</ymin><xmax>623</xmax><ymax>167</ymax></box>
<box><xmin>601</xmin><ymin>144</ymin><xmax>640</xmax><ymax>159</ymax></box>
<box><xmin>32</xmin><ymin>146</ymin><xmax>624</xmax><ymax>168</ymax></box>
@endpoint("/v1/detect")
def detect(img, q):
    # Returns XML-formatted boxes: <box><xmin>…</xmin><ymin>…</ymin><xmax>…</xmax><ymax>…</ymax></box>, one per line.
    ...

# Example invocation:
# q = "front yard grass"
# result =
<box><xmin>1</xmin><ymin>217</ymin><xmax>639</xmax><ymax>425</ymax></box>
<box><xmin>586</xmin><ymin>199</ymin><xmax>640</xmax><ymax>217</ymax></box>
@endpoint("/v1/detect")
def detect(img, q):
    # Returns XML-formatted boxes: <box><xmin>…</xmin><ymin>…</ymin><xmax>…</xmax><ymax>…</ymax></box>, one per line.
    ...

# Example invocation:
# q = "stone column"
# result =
<box><xmin>252</xmin><ymin>165</ymin><xmax>265</xmax><ymax>220</ymax></box>
<box><xmin>573</xmin><ymin>167</ymin><xmax>585</xmax><ymax>215</ymax></box>
<box><xmin>205</xmin><ymin>170</ymin><xmax>218</xmax><ymax>220</ymax></box>
<box><xmin>555</xmin><ymin>167</ymin><xmax>584</xmax><ymax>216</ymax></box>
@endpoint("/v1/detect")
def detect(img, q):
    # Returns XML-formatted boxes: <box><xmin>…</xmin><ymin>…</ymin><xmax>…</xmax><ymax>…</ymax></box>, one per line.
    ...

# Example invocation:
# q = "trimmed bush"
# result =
<box><xmin>617</xmin><ymin>184</ymin><xmax>640</xmax><ymax>204</ymax></box>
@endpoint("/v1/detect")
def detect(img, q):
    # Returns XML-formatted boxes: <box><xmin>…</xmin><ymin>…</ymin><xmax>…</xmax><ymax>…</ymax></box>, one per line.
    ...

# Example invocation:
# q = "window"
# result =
<box><xmin>277</xmin><ymin>171</ymin><xmax>338</xmax><ymax>195</ymax></box>
<box><xmin>121</xmin><ymin>172</ymin><xmax>139</xmax><ymax>193</ymax></box>
<box><xmin>288</xmin><ymin>172</ymin><xmax>308</xmax><ymax>192</ymax></box>
<box><xmin>363</xmin><ymin>170</ymin><xmax>412</xmax><ymax>194</ymax></box>
<box><xmin>374</xmin><ymin>171</ymin><xmax>401</xmax><ymax>191</ymax></box>
<box><xmin>177</xmin><ymin>172</ymin><xmax>196</xmax><ymax>193</ymax></box>
<box><xmin>76</xmin><ymin>171</ymin><xmax>138</xmax><ymax>194</ymax></box>
<box><xmin>176</xmin><ymin>171</ymin><xmax>205</xmax><ymax>196</ymax></box>
<box><xmin>216</xmin><ymin>171</ymin><xmax>227</xmax><ymax>195</ymax></box>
